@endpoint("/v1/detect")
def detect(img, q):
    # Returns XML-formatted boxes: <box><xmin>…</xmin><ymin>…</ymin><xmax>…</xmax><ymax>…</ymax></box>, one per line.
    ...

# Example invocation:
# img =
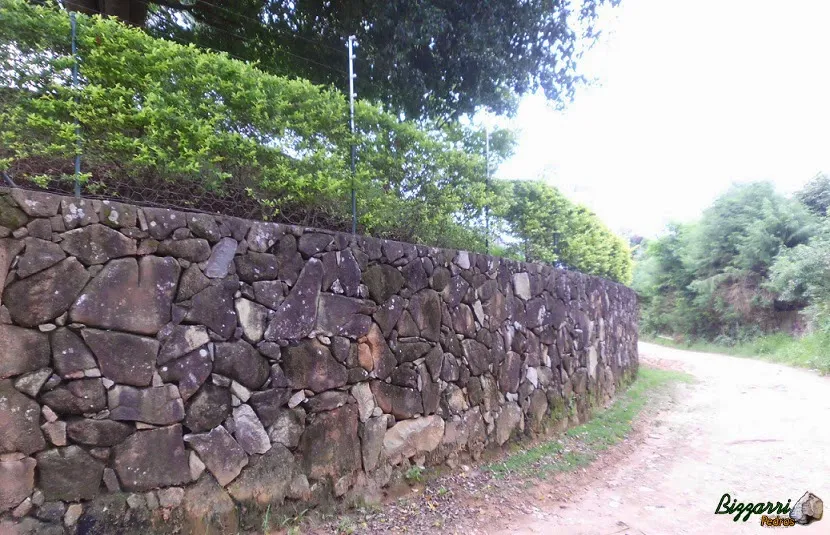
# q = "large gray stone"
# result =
<box><xmin>184</xmin><ymin>281</ymin><xmax>237</xmax><ymax>339</ymax></box>
<box><xmin>0</xmin><ymin>197</ymin><xmax>30</xmax><ymax>230</ymax></box>
<box><xmin>177</xmin><ymin>264</ymin><xmax>211</xmax><ymax>300</ymax></box>
<box><xmin>360</xmin><ymin>415</ymin><xmax>386</xmax><ymax>472</ymax></box>
<box><xmin>158</xmin><ymin>347</ymin><xmax>212</xmax><ymax>400</ymax></box>
<box><xmin>246</xmin><ymin>222</ymin><xmax>283</xmax><ymax>253</ymax></box>
<box><xmin>60</xmin><ymin>224</ymin><xmax>136</xmax><ymax>265</ymax></box>
<box><xmin>40</xmin><ymin>378</ymin><xmax>106</xmax><ymax>415</ymax></box>
<box><xmin>60</xmin><ymin>197</ymin><xmax>98</xmax><ymax>229</ymax></box>
<box><xmin>495</xmin><ymin>402</ymin><xmax>523</xmax><ymax>445</ymax></box>
<box><xmin>188</xmin><ymin>213</ymin><xmax>222</xmax><ymax>242</ymax></box>
<box><xmin>182</xmin><ymin>475</ymin><xmax>239</xmax><ymax>534</ymax></box>
<box><xmin>112</xmin><ymin>425</ymin><xmax>191</xmax><ymax>491</ymax></box>
<box><xmin>0</xmin><ymin>380</ymin><xmax>45</xmax><ymax>455</ymax></box>
<box><xmin>252</xmin><ymin>280</ymin><xmax>285</xmax><ymax>310</ymax></box>
<box><xmin>184</xmin><ymin>383</ymin><xmax>231</xmax><ymax>432</ymax></box>
<box><xmin>0</xmin><ymin>239</ymin><xmax>24</xmax><ymax>309</ymax></box>
<box><xmin>316</xmin><ymin>294</ymin><xmax>374</xmax><ymax>338</ymax></box>
<box><xmin>282</xmin><ymin>339</ymin><xmax>347</xmax><ymax>393</ymax></box>
<box><xmin>370</xmin><ymin>381</ymin><xmax>422</xmax><ymax>419</ymax></box>
<box><xmin>298</xmin><ymin>232</ymin><xmax>333</xmax><ymax>256</ymax></box>
<box><xmin>203</xmin><ymin>237</ymin><xmax>238</xmax><ymax>279</ymax></box>
<box><xmin>266</xmin><ymin>407</ymin><xmax>305</xmax><ymax>448</ymax></box>
<box><xmin>235</xmin><ymin>298</ymin><xmax>268</xmax><ymax>343</ymax></box>
<box><xmin>81</xmin><ymin>329</ymin><xmax>158</xmax><ymax>387</ymax></box>
<box><xmin>157</xmin><ymin>238</ymin><xmax>211</xmax><ymax>262</ymax></box>
<box><xmin>214</xmin><ymin>340</ymin><xmax>269</xmax><ymax>390</ymax></box>
<box><xmin>358</xmin><ymin>323</ymin><xmax>396</xmax><ymax>379</ymax></box>
<box><xmin>50</xmin><ymin>328</ymin><xmax>96</xmax><ymax>377</ymax></box>
<box><xmin>373</xmin><ymin>295</ymin><xmax>405</xmax><ymax>337</ymax></box>
<box><xmin>65</xmin><ymin>418</ymin><xmax>134</xmax><ymax>447</ymax></box>
<box><xmin>498</xmin><ymin>351</ymin><xmax>522</xmax><ymax>394</ymax></box>
<box><xmin>232</xmin><ymin>404</ymin><xmax>270</xmax><ymax>455</ymax></box>
<box><xmin>337</xmin><ymin>249</ymin><xmax>361</xmax><ymax>297</ymax></box>
<box><xmin>16</xmin><ymin>238</ymin><xmax>65</xmax><ymax>278</ymax></box>
<box><xmin>249</xmin><ymin>388</ymin><xmax>292</xmax><ymax>426</ymax></box>
<box><xmin>4</xmin><ymin>258</ymin><xmax>90</xmax><ymax>327</ymax></box>
<box><xmin>0</xmin><ymin>457</ymin><xmax>35</xmax><ymax>512</ymax></box>
<box><xmin>157</xmin><ymin>325</ymin><xmax>210</xmax><ymax>365</ymax></box>
<box><xmin>11</xmin><ymin>189</ymin><xmax>60</xmax><ymax>217</ymax></box>
<box><xmin>98</xmin><ymin>199</ymin><xmax>137</xmax><ymax>229</ymax></box>
<box><xmin>226</xmin><ymin>444</ymin><xmax>295</xmax><ymax>505</ymax></box>
<box><xmin>70</xmin><ymin>256</ymin><xmax>179</xmax><ymax>335</ymax></box>
<box><xmin>264</xmin><ymin>258</ymin><xmax>322</xmax><ymax>341</ymax></box>
<box><xmin>142</xmin><ymin>207</ymin><xmax>187</xmax><ymax>239</ymax></box>
<box><xmin>408</xmin><ymin>289</ymin><xmax>441</xmax><ymax>342</ymax></box>
<box><xmin>234</xmin><ymin>252</ymin><xmax>278</xmax><ymax>282</ymax></box>
<box><xmin>184</xmin><ymin>426</ymin><xmax>248</xmax><ymax>487</ymax></box>
<box><xmin>462</xmin><ymin>338</ymin><xmax>491</xmax><ymax>375</ymax></box>
<box><xmin>36</xmin><ymin>446</ymin><xmax>104</xmax><ymax>501</ymax></box>
<box><xmin>299</xmin><ymin>405</ymin><xmax>361</xmax><ymax>480</ymax></box>
<box><xmin>363</xmin><ymin>264</ymin><xmax>404</xmax><ymax>304</ymax></box>
<box><xmin>0</xmin><ymin>325</ymin><xmax>50</xmax><ymax>379</ymax></box>
<box><xmin>108</xmin><ymin>384</ymin><xmax>185</xmax><ymax>425</ymax></box>
<box><xmin>383</xmin><ymin>415</ymin><xmax>445</xmax><ymax>464</ymax></box>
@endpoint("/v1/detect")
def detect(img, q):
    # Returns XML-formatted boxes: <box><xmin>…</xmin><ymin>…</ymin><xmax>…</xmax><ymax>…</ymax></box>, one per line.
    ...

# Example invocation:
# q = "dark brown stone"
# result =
<box><xmin>226</xmin><ymin>444</ymin><xmax>296</xmax><ymax>505</ymax></box>
<box><xmin>66</xmin><ymin>418</ymin><xmax>134</xmax><ymax>447</ymax></box>
<box><xmin>214</xmin><ymin>340</ymin><xmax>270</xmax><ymax>390</ymax></box>
<box><xmin>69</xmin><ymin>256</ymin><xmax>179</xmax><ymax>335</ymax></box>
<box><xmin>4</xmin><ymin>258</ymin><xmax>90</xmax><ymax>327</ymax></box>
<box><xmin>373</xmin><ymin>295</ymin><xmax>404</xmax><ymax>337</ymax></box>
<box><xmin>299</xmin><ymin>405</ymin><xmax>361</xmax><ymax>480</ymax></box>
<box><xmin>305</xmin><ymin>390</ymin><xmax>351</xmax><ymax>413</ymax></box>
<box><xmin>0</xmin><ymin>457</ymin><xmax>35</xmax><ymax>512</ymax></box>
<box><xmin>36</xmin><ymin>446</ymin><xmax>104</xmax><ymax>501</ymax></box>
<box><xmin>0</xmin><ymin>325</ymin><xmax>50</xmax><ymax>379</ymax></box>
<box><xmin>370</xmin><ymin>381</ymin><xmax>422</xmax><ymax>419</ymax></box>
<box><xmin>16</xmin><ymin>238</ymin><xmax>65</xmax><ymax>278</ymax></box>
<box><xmin>41</xmin><ymin>378</ymin><xmax>106</xmax><ymax>415</ymax></box>
<box><xmin>182</xmin><ymin>475</ymin><xmax>239</xmax><ymax>534</ymax></box>
<box><xmin>60</xmin><ymin>224</ymin><xmax>136</xmax><ymax>265</ymax></box>
<box><xmin>184</xmin><ymin>383</ymin><xmax>231</xmax><ymax>432</ymax></box>
<box><xmin>112</xmin><ymin>425</ymin><xmax>191</xmax><ymax>491</ymax></box>
<box><xmin>338</xmin><ymin>249</ymin><xmax>361</xmax><ymax>297</ymax></box>
<box><xmin>0</xmin><ymin>380</ymin><xmax>45</xmax><ymax>454</ymax></box>
<box><xmin>234</xmin><ymin>252</ymin><xmax>278</xmax><ymax>282</ymax></box>
<box><xmin>177</xmin><ymin>264</ymin><xmax>211</xmax><ymax>301</ymax></box>
<box><xmin>158</xmin><ymin>347</ymin><xmax>212</xmax><ymax>400</ymax></box>
<box><xmin>394</xmin><ymin>340</ymin><xmax>431</xmax><ymax>363</ymax></box>
<box><xmin>282</xmin><ymin>339</ymin><xmax>347</xmax><ymax>393</ymax></box>
<box><xmin>390</xmin><ymin>365</ymin><xmax>418</xmax><ymax>389</ymax></box>
<box><xmin>264</xmin><ymin>258</ymin><xmax>322</xmax><ymax>341</ymax></box>
<box><xmin>441</xmin><ymin>275</ymin><xmax>469</xmax><ymax>307</ymax></box>
<box><xmin>184</xmin><ymin>426</ymin><xmax>248</xmax><ymax>487</ymax></box>
<box><xmin>50</xmin><ymin>328</ymin><xmax>96</xmax><ymax>377</ymax></box>
<box><xmin>108</xmin><ymin>384</ymin><xmax>185</xmax><ymax>425</ymax></box>
<box><xmin>402</xmin><ymin>258</ymin><xmax>429</xmax><ymax>292</ymax></box>
<box><xmin>185</xmin><ymin>281</ymin><xmax>237</xmax><ymax>339</ymax></box>
<box><xmin>159</xmin><ymin>324</ymin><xmax>211</xmax><ymax>366</ymax></box>
<box><xmin>363</xmin><ymin>264</ymin><xmax>404</xmax><ymax>304</ymax></box>
<box><xmin>498</xmin><ymin>351</ymin><xmax>522</xmax><ymax>393</ymax></box>
<box><xmin>316</xmin><ymin>294</ymin><xmax>374</xmax><ymax>338</ymax></box>
<box><xmin>157</xmin><ymin>238</ymin><xmax>211</xmax><ymax>263</ymax></box>
<box><xmin>462</xmin><ymin>339</ymin><xmax>491</xmax><ymax>375</ymax></box>
<box><xmin>81</xmin><ymin>329</ymin><xmax>158</xmax><ymax>387</ymax></box>
<box><xmin>298</xmin><ymin>232</ymin><xmax>333</xmax><ymax>256</ymax></box>
<box><xmin>452</xmin><ymin>303</ymin><xmax>476</xmax><ymax>337</ymax></box>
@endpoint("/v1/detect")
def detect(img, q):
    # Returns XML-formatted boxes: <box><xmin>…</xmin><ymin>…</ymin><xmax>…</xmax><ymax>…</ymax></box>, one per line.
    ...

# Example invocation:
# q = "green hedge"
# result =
<box><xmin>0</xmin><ymin>0</ymin><xmax>633</xmax><ymax>283</ymax></box>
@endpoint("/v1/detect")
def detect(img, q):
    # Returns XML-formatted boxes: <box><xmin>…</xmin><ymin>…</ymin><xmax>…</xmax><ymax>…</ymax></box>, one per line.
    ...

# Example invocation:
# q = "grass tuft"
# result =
<box><xmin>485</xmin><ymin>366</ymin><xmax>692</xmax><ymax>479</ymax></box>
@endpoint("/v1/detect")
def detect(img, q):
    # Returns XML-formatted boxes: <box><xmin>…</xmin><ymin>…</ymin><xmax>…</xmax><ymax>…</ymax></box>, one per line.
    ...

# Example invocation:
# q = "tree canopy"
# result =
<box><xmin>634</xmin><ymin>181</ymin><xmax>827</xmax><ymax>343</ymax></box>
<box><xmin>59</xmin><ymin>0</ymin><xmax>613</xmax><ymax>122</ymax></box>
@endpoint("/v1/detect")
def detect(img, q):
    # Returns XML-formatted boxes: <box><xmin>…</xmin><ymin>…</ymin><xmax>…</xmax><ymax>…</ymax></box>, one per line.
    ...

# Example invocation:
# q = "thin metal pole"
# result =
<box><xmin>71</xmin><ymin>12</ymin><xmax>81</xmax><ymax>198</ymax></box>
<box><xmin>484</xmin><ymin>126</ymin><xmax>490</xmax><ymax>254</ymax></box>
<box><xmin>348</xmin><ymin>35</ymin><xmax>357</xmax><ymax>234</ymax></box>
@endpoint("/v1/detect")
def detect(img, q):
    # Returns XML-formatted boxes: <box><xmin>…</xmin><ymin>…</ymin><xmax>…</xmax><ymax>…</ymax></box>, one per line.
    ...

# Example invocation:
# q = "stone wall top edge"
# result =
<box><xmin>1</xmin><ymin>186</ymin><xmax>635</xmax><ymax>298</ymax></box>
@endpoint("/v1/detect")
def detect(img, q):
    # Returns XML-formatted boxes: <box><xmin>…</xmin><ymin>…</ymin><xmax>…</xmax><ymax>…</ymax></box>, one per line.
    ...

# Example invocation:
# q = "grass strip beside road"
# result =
<box><xmin>643</xmin><ymin>332</ymin><xmax>830</xmax><ymax>375</ymax></box>
<box><xmin>486</xmin><ymin>366</ymin><xmax>693</xmax><ymax>479</ymax></box>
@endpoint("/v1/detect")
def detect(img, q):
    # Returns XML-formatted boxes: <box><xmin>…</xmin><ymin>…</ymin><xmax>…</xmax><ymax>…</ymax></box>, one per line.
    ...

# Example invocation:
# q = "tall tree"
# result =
<box><xmin>59</xmin><ymin>0</ymin><xmax>615</xmax><ymax>121</ymax></box>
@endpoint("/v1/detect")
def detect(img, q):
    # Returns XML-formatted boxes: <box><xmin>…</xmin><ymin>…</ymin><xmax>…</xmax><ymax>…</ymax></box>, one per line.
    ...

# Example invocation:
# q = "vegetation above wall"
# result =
<box><xmin>0</xmin><ymin>0</ymin><xmax>633</xmax><ymax>284</ymax></box>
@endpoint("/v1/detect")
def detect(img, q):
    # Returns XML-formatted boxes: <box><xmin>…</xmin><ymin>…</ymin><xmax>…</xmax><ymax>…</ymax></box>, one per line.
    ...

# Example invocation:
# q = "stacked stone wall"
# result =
<box><xmin>0</xmin><ymin>187</ymin><xmax>638</xmax><ymax>533</ymax></box>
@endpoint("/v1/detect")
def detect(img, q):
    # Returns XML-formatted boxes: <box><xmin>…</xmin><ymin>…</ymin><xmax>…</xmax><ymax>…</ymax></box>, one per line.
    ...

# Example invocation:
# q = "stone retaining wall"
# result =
<box><xmin>0</xmin><ymin>187</ymin><xmax>638</xmax><ymax>533</ymax></box>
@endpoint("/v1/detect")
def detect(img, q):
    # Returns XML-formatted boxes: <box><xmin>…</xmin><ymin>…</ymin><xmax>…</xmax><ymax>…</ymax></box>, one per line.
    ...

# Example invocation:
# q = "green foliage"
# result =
<box><xmin>77</xmin><ymin>0</ymin><xmax>615</xmax><ymax>122</ymax></box>
<box><xmin>496</xmin><ymin>180</ymin><xmax>633</xmax><ymax>283</ymax></box>
<box><xmin>1</xmin><ymin>0</ymin><xmax>633</xmax><ymax>284</ymax></box>
<box><xmin>795</xmin><ymin>172</ymin><xmax>830</xmax><ymax>217</ymax></box>
<box><xmin>404</xmin><ymin>465</ymin><xmax>424</xmax><ymax>483</ymax></box>
<box><xmin>635</xmin><ymin>181</ymin><xmax>822</xmax><ymax>343</ymax></box>
<box><xmin>0</xmin><ymin>0</ymin><xmax>506</xmax><ymax>248</ymax></box>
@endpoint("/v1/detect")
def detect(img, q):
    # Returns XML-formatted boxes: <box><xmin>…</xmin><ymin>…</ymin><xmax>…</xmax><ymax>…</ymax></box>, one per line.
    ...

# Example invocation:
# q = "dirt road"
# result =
<box><xmin>498</xmin><ymin>342</ymin><xmax>830</xmax><ymax>535</ymax></box>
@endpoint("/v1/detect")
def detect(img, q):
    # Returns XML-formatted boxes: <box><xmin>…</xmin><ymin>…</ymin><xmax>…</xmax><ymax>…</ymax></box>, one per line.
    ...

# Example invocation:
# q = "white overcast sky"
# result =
<box><xmin>493</xmin><ymin>0</ymin><xmax>830</xmax><ymax>237</ymax></box>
